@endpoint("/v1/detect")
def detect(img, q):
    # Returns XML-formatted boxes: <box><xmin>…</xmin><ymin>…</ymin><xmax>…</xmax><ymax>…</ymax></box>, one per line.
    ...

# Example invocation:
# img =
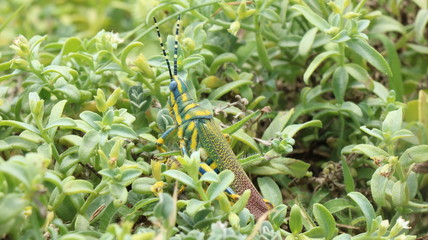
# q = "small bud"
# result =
<box><xmin>387</xmin><ymin>156</ymin><xmax>398</xmax><ymax>164</ymax></box>
<box><xmin>11</xmin><ymin>58</ymin><xmax>29</xmax><ymax>70</ymax></box>
<box><xmin>150</xmin><ymin>181</ymin><xmax>165</xmax><ymax>196</ymax></box>
<box><xmin>43</xmin><ymin>211</ymin><xmax>55</xmax><ymax>230</ymax></box>
<box><xmin>389</xmin><ymin>217</ymin><xmax>411</xmax><ymax>238</ymax></box>
<box><xmin>364</xmin><ymin>10</ymin><xmax>382</xmax><ymax>20</ymax></box>
<box><xmin>343</xmin><ymin>0</ymin><xmax>351</xmax><ymax>8</ymax></box>
<box><xmin>325</xmin><ymin>26</ymin><xmax>340</xmax><ymax>35</ymax></box>
<box><xmin>380</xmin><ymin>163</ymin><xmax>393</xmax><ymax>177</ymax></box>
<box><xmin>343</xmin><ymin>12</ymin><xmax>361</xmax><ymax>19</ymax></box>
<box><xmin>218</xmin><ymin>192</ymin><xmax>232</xmax><ymax>213</ymax></box>
<box><xmin>98</xmin><ymin>150</ymin><xmax>110</xmax><ymax>168</ymax></box>
<box><xmin>387</xmin><ymin>90</ymin><xmax>396</xmax><ymax>103</ymax></box>
<box><xmin>228</xmin><ymin>20</ymin><xmax>241</xmax><ymax>36</ymax></box>
<box><xmin>10</xmin><ymin>35</ymin><xmax>30</xmax><ymax>58</ymax></box>
<box><xmin>228</xmin><ymin>212</ymin><xmax>240</xmax><ymax>230</ymax></box>
<box><xmin>220</xmin><ymin>2</ymin><xmax>236</xmax><ymax>19</ymax></box>
<box><xmin>238</xmin><ymin>1</ymin><xmax>255</xmax><ymax>19</ymax></box>
<box><xmin>105</xmin><ymin>88</ymin><xmax>123</xmax><ymax>108</ymax></box>
<box><xmin>327</xmin><ymin>2</ymin><xmax>342</xmax><ymax>14</ymax></box>
<box><xmin>371</xmin><ymin>155</ymin><xmax>386</xmax><ymax>166</ymax></box>
<box><xmin>134</xmin><ymin>54</ymin><xmax>154</xmax><ymax>79</ymax></box>
<box><xmin>23</xmin><ymin>206</ymin><xmax>32</xmax><ymax>218</ymax></box>
<box><xmin>378</xmin><ymin>220</ymin><xmax>389</xmax><ymax>236</ymax></box>
<box><xmin>104</xmin><ymin>32</ymin><xmax>124</xmax><ymax>49</ymax></box>
<box><xmin>94</xmin><ymin>89</ymin><xmax>107</xmax><ymax>112</ymax></box>
<box><xmin>109</xmin><ymin>138</ymin><xmax>124</xmax><ymax>168</ymax></box>
<box><xmin>29</xmin><ymin>92</ymin><xmax>44</xmax><ymax>125</ymax></box>
<box><xmin>96</xmin><ymin>31</ymin><xmax>124</xmax><ymax>51</ymax></box>
<box><xmin>182</xmin><ymin>37</ymin><xmax>196</xmax><ymax>52</ymax></box>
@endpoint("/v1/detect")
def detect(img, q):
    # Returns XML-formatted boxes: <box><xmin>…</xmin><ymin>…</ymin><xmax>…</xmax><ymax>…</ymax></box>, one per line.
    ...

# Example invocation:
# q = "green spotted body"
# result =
<box><xmin>154</xmin><ymin>16</ymin><xmax>269</xmax><ymax>218</ymax></box>
<box><xmin>198</xmin><ymin>119</ymin><xmax>269</xmax><ymax>217</ymax></box>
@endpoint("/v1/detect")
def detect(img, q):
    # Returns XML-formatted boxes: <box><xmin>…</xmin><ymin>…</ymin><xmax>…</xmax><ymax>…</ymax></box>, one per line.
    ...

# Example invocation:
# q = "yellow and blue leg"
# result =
<box><xmin>199</xmin><ymin>162</ymin><xmax>240</xmax><ymax>201</ymax></box>
<box><xmin>199</xmin><ymin>161</ymin><xmax>273</xmax><ymax>208</ymax></box>
<box><xmin>156</xmin><ymin>126</ymin><xmax>177</xmax><ymax>152</ymax></box>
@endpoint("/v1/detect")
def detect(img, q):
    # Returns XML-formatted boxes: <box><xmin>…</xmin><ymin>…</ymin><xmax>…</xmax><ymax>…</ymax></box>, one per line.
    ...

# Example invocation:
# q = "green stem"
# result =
<box><xmin>354</xmin><ymin>0</ymin><xmax>368</xmax><ymax>13</ymax></box>
<box><xmin>254</xmin><ymin>13</ymin><xmax>272</xmax><ymax>71</ymax></box>
<box><xmin>408</xmin><ymin>201</ymin><xmax>428</xmax><ymax>210</ymax></box>
<box><xmin>138</xmin><ymin>74</ymin><xmax>155</xmax><ymax>92</ymax></box>
<box><xmin>338</xmin><ymin>43</ymin><xmax>345</xmax><ymax>66</ymax></box>
<box><xmin>337</xmin><ymin>114</ymin><xmax>345</xmax><ymax>160</ymax></box>
<box><xmin>395</xmin><ymin>162</ymin><xmax>406</xmax><ymax>182</ymax></box>
<box><xmin>124</xmin><ymin>1</ymin><xmax>223</xmax><ymax>42</ymax></box>
<box><xmin>338</xmin><ymin>12</ymin><xmax>345</xmax><ymax>66</ymax></box>
<box><xmin>195</xmin><ymin>182</ymin><xmax>209</xmax><ymax>202</ymax></box>
<box><xmin>80</xmin><ymin>181</ymin><xmax>108</xmax><ymax>215</ymax></box>
<box><xmin>30</xmin><ymin>208</ymin><xmax>44</xmax><ymax>240</ymax></box>
<box><xmin>386</xmin><ymin>143</ymin><xmax>395</xmax><ymax>156</ymax></box>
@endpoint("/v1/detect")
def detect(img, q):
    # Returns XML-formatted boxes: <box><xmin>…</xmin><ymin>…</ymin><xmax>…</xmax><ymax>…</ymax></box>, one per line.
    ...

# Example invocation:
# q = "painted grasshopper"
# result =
<box><xmin>153</xmin><ymin>16</ymin><xmax>269</xmax><ymax>218</ymax></box>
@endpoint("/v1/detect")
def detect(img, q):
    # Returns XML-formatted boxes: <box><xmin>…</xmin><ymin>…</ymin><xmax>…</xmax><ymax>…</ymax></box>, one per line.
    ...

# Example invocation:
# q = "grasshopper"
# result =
<box><xmin>153</xmin><ymin>16</ymin><xmax>269</xmax><ymax>218</ymax></box>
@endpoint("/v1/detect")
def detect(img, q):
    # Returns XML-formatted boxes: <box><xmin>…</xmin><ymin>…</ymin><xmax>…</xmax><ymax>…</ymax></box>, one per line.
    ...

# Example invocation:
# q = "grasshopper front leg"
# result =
<box><xmin>156</xmin><ymin>126</ymin><xmax>177</xmax><ymax>153</ymax></box>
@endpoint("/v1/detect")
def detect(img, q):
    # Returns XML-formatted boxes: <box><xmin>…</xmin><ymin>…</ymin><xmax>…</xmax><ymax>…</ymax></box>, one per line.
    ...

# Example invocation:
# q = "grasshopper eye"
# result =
<box><xmin>169</xmin><ymin>81</ymin><xmax>178</xmax><ymax>91</ymax></box>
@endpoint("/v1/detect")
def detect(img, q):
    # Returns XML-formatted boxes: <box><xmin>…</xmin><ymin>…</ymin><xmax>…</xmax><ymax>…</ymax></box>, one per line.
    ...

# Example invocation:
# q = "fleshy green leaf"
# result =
<box><xmin>289</xmin><ymin>204</ymin><xmax>303</xmax><ymax>234</ymax></box>
<box><xmin>332</xmin><ymin>67</ymin><xmax>348</xmax><ymax>103</ymax></box>
<box><xmin>303</xmin><ymin>51</ymin><xmax>339</xmax><ymax>84</ymax></box>
<box><xmin>371</xmin><ymin>168</ymin><xmax>389</xmax><ymax>207</ymax></box>
<box><xmin>282</xmin><ymin>119</ymin><xmax>322</xmax><ymax>138</ymax></box>
<box><xmin>352</xmin><ymin>144</ymin><xmax>389</xmax><ymax>158</ymax></box>
<box><xmin>199</xmin><ymin>171</ymin><xmax>219</xmax><ymax>183</ymax></box>
<box><xmin>299</xmin><ymin>27</ymin><xmax>318</xmax><ymax>56</ymax></box>
<box><xmin>109</xmin><ymin>183</ymin><xmax>128</xmax><ymax>207</ymax></box>
<box><xmin>232</xmin><ymin>129</ymin><xmax>260</xmax><ymax>152</ymax></box>
<box><xmin>109</xmin><ymin>124</ymin><xmax>138</xmax><ymax>139</ymax></box>
<box><xmin>346</xmin><ymin>38</ymin><xmax>392</xmax><ymax>77</ymax></box>
<box><xmin>313</xmin><ymin>203</ymin><xmax>337</xmax><ymax>240</ymax></box>
<box><xmin>231</xmin><ymin>189</ymin><xmax>250</xmax><ymax>214</ymax></box>
<box><xmin>391</xmin><ymin>180</ymin><xmax>409</xmax><ymax>207</ymax></box>
<box><xmin>163</xmin><ymin>170</ymin><xmax>196</xmax><ymax>189</ymax></box>
<box><xmin>63</xmin><ymin>179</ymin><xmax>95</xmax><ymax>195</ymax></box>
<box><xmin>208</xmin><ymin>80</ymin><xmax>252</xmax><ymax>100</ymax></box>
<box><xmin>291</xmin><ymin>5</ymin><xmax>330</xmax><ymax>31</ymax></box>
<box><xmin>263</xmin><ymin>110</ymin><xmax>294</xmax><ymax>140</ymax></box>
<box><xmin>44</xmin><ymin>118</ymin><xmax>76</xmax><ymax>130</ymax></box>
<box><xmin>78</xmin><ymin>130</ymin><xmax>99</xmax><ymax>163</ymax></box>
<box><xmin>0</xmin><ymin>194</ymin><xmax>29</xmax><ymax>224</ymax></box>
<box><xmin>257</xmin><ymin>177</ymin><xmax>282</xmax><ymax>206</ymax></box>
<box><xmin>184</xmin><ymin>54</ymin><xmax>204</xmax><ymax>69</ymax></box>
<box><xmin>209</xmin><ymin>53</ymin><xmax>238</xmax><ymax>74</ymax></box>
<box><xmin>121</xmin><ymin>42</ymin><xmax>144</xmax><ymax>73</ymax></box>
<box><xmin>414</xmin><ymin>10</ymin><xmax>428</xmax><ymax>43</ymax></box>
<box><xmin>382</xmin><ymin>108</ymin><xmax>402</xmax><ymax>133</ymax></box>
<box><xmin>207</xmin><ymin>170</ymin><xmax>234</xmax><ymax>201</ymax></box>
<box><xmin>347</xmin><ymin>192</ymin><xmax>376</xmax><ymax>232</ymax></box>
<box><xmin>324</xmin><ymin>198</ymin><xmax>353</xmax><ymax>214</ymax></box>
<box><xmin>222</xmin><ymin>111</ymin><xmax>259</xmax><ymax>135</ymax></box>
<box><xmin>399</xmin><ymin>145</ymin><xmax>428</xmax><ymax>166</ymax></box>
<box><xmin>0</xmin><ymin>120</ymin><xmax>40</xmax><ymax>134</ymax></box>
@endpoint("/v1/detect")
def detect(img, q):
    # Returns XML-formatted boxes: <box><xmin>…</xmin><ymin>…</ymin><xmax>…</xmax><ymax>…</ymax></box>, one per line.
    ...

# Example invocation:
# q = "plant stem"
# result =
<box><xmin>79</xmin><ymin>181</ymin><xmax>108</xmax><ymax>215</ymax></box>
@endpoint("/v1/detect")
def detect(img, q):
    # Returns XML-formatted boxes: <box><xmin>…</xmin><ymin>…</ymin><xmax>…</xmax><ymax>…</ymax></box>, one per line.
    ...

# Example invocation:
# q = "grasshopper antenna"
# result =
<box><xmin>173</xmin><ymin>15</ymin><xmax>180</xmax><ymax>78</ymax></box>
<box><xmin>153</xmin><ymin>17</ymin><xmax>173</xmax><ymax>80</ymax></box>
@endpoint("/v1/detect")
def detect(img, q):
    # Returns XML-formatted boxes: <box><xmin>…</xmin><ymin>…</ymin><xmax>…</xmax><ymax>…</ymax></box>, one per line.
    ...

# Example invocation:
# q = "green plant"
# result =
<box><xmin>0</xmin><ymin>0</ymin><xmax>427</xmax><ymax>239</ymax></box>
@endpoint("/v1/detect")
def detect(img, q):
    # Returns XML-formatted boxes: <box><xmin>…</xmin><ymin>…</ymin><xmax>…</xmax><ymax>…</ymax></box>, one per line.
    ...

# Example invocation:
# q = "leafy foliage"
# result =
<box><xmin>0</xmin><ymin>0</ymin><xmax>427</xmax><ymax>239</ymax></box>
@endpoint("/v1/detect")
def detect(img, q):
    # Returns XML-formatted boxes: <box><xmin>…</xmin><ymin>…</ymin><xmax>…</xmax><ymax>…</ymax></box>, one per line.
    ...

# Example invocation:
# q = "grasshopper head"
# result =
<box><xmin>169</xmin><ymin>76</ymin><xmax>189</xmax><ymax>100</ymax></box>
